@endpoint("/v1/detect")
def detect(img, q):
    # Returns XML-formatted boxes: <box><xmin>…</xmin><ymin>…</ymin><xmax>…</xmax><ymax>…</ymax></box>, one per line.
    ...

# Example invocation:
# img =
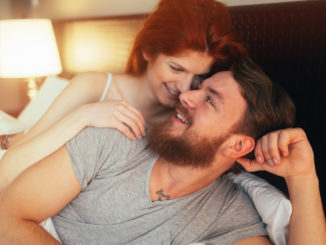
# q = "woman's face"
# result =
<box><xmin>144</xmin><ymin>50</ymin><xmax>214</xmax><ymax>108</ymax></box>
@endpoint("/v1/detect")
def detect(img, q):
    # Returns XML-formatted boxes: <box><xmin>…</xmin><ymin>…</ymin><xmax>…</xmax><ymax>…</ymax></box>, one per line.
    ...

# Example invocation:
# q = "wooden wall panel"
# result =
<box><xmin>54</xmin><ymin>16</ymin><xmax>146</xmax><ymax>77</ymax></box>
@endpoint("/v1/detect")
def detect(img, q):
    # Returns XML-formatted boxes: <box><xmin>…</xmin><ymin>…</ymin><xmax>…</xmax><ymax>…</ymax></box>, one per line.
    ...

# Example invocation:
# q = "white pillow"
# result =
<box><xmin>0</xmin><ymin>110</ymin><xmax>28</xmax><ymax>135</ymax></box>
<box><xmin>17</xmin><ymin>76</ymin><xmax>69</xmax><ymax>127</ymax></box>
<box><xmin>227</xmin><ymin>171</ymin><xmax>291</xmax><ymax>245</ymax></box>
<box><xmin>0</xmin><ymin>149</ymin><xmax>6</xmax><ymax>159</ymax></box>
<box><xmin>40</xmin><ymin>218</ymin><xmax>61</xmax><ymax>242</ymax></box>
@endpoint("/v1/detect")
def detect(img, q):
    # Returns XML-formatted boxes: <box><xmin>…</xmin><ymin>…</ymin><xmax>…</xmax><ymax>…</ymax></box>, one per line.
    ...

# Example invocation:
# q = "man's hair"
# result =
<box><xmin>230</xmin><ymin>57</ymin><xmax>296</xmax><ymax>140</ymax></box>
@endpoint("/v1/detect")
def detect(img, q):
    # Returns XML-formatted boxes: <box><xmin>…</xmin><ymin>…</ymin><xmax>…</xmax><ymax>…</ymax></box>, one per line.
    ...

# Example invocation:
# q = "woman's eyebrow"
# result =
<box><xmin>170</xmin><ymin>61</ymin><xmax>185</xmax><ymax>71</ymax></box>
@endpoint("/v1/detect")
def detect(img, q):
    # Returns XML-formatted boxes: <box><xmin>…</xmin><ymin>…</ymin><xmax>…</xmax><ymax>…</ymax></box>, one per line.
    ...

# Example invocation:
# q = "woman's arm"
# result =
<box><xmin>0</xmin><ymin>73</ymin><xmax>145</xmax><ymax>191</ymax></box>
<box><xmin>0</xmin><ymin>101</ymin><xmax>145</xmax><ymax>191</ymax></box>
<box><xmin>0</xmin><ymin>105</ymin><xmax>86</xmax><ymax>191</ymax></box>
<box><xmin>8</xmin><ymin>72</ymin><xmax>109</xmax><ymax>148</ymax></box>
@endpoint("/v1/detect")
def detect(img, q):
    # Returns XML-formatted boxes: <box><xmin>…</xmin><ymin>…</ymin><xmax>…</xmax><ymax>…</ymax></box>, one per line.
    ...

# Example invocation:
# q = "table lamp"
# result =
<box><xmin>0</xmin><ymin>19</ymin><xmax>62</xmax><ymax>100</ymax></box>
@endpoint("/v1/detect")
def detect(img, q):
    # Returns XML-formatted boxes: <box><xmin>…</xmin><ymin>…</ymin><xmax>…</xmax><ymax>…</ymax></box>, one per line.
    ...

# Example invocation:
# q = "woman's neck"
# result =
<box><xmin>124</xmin><ymin>74</ymin><xmax>175</xmax><ymax>125</ymax></box>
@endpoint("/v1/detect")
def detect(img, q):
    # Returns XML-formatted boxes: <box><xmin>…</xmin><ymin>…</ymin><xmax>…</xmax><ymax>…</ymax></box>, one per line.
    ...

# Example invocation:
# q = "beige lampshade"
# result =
<box><xmin>0</xmin><ymin>19</ymin><xmax>62</xmax><ymax>78</ymax></box>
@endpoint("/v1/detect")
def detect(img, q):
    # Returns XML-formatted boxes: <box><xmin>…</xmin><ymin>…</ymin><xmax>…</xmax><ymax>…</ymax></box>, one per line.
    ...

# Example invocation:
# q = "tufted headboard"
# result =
<box><xmin>53</xmin><ymin>0</ymin><xmax>326</xmax><ymax>210</ymax></box>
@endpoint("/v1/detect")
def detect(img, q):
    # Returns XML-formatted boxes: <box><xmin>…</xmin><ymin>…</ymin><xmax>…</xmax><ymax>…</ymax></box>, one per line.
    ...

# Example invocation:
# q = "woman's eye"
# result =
<box><xmin>169</xmin><ymin>65</ymin><xmax>182</xmax><ymax>72</ymax></box>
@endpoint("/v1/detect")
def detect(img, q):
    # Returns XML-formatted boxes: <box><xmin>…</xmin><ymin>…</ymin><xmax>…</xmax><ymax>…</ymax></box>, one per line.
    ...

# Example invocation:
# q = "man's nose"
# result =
<box><xmin>176</xmin><ymin>74</ymin><xmax>193</xmax><ymax>92</ymax></box>
<box><xmin>179</xmin><ymin>90</ymin><xmax>200</xmax><ymax>109</ymax></box>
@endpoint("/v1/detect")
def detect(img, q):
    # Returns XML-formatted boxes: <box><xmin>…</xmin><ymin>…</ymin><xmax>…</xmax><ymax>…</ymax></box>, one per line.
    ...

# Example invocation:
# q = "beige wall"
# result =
<box><xmin>0</xmin><ymin>0</ymin><xmax>309</xmax><ymax>20</ymax></box>
<box><xmin>0</xmin><ymin>79</ymin><xmax>29</xmax><ymax>116</ymax></box>
<box><xmin>30</xmin><ymin>0</ymin><xmax>306</xmax><ymax>20</ymax></box>
<box><xmin>0</xmin><ymin>0</ymin><xmax>11</xmax><ymax>19</ymax></box>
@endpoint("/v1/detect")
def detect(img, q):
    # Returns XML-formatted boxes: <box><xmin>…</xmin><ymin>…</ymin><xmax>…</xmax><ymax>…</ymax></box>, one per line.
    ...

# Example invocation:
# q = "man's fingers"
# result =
<box><xmin>278</xmin><ymin>131</ymin><xmax>290</xmax><ymax>157</ymax></box>
<box><xmin>255</xmin><ymin>131</ymin><xmax>283</xmax><ymax>167</ymax></box>
<box><xmin>237</xmin><ymin>158</ymin><xmax>264</xmax><ymax>172</ymax></box>
<box><xmin>261</xmin><ymin>135</ymin><xmax>273</xmax><ymax>165</ymax></box>
<box><xmin>237</xmin><ymin>157</ymin><xmax>278</xmax><ymax>174</ymax></box>
<box><xmin>254</xmin><ymin>139</ymin><xmax>264</xmax><ymax>164</ymax></box>
<box><xmin>267</xmin><ymin>132</ymin><xmax>281</xmax><ymax>166</ymax></box>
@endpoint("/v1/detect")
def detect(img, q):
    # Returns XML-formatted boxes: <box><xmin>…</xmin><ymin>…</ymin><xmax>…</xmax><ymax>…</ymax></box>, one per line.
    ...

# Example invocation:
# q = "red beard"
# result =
<box><xmin>148</xmin><ymin>106</ymin><xmax>227</xmax><ymax>168</ymax></box>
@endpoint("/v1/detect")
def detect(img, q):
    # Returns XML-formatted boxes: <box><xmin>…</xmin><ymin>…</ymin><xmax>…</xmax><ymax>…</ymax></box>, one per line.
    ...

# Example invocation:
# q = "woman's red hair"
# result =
<box><xmin>126</xmin><ymin>0</ymin><xmax>247</xmax><ymax>75</ymax></box>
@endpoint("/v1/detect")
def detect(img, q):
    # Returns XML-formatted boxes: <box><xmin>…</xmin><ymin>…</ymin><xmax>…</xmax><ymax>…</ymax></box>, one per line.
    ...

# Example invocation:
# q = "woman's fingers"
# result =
<box><xmin>118</xmin><ymin>102</ymin><xmax>146</xmax><ymax>136</ymax></box>
<box><xmin>113</xmin><ymin>121</ymin><xmax>137</xmax><ymax>140</ymax></box>
<box><xmin>122</xmin><ymin>102</ymin><xmax>146</xmax><ymax>127</ymax></box>
<box><xmin>87</xmin><ymin>100</ymin><xmax>146</xmax><ymax>140</ymax></box>
<box><xmin>116</xmin><ymin>105</ymin><xmax>145</xmax><ymax>138</ymax></box>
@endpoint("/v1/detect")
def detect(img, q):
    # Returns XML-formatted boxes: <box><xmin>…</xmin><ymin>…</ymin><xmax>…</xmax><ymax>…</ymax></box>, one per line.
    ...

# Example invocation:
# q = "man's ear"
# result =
<box><xmin>222</xmin><ymin>135</ymin><xmax>255</xmax><ymax>158</ymax></box>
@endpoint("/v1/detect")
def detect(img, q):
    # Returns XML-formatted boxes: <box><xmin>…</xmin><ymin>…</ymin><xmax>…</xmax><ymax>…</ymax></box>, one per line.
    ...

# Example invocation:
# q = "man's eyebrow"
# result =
<box><xmin>207</xmin><ymin>86</ymin><xmax>224</xmax><ymax>104</ymax></box>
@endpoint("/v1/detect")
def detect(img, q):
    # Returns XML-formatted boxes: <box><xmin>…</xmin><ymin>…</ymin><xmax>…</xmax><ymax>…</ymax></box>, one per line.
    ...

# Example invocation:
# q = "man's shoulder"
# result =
<box><xmin>74</xmin><ymin>127</ymin><xmax>155</xmax><ymax>164</ymax></box>
<box><xmin>215</xmin><ymin>174</ymin><xmax>257</xmax><ymax>214</ymax></box>
<box><xmin>195</xmin><ymin>175</ymin><xmax>267</xmax><ymax>244</ymax></box>
<box><xmin>72</xmin><ymin>127</ymin><xmax>132</xmax><ymax>149</ymax></box>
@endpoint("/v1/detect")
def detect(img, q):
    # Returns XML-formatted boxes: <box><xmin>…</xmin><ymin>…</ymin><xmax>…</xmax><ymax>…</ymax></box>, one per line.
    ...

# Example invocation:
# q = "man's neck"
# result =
<box><xmin>149</xmin><ymin>157</ymin><xmax>229</xmax><ymax>202</ymax></box>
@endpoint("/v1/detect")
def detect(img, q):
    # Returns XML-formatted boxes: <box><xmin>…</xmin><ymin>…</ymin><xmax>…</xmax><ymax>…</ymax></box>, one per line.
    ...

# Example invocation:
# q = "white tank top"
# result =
<box><xmin>99</xmin><ymin>73</ymin><xmax>112</xmax><ymax>101</ymax></box>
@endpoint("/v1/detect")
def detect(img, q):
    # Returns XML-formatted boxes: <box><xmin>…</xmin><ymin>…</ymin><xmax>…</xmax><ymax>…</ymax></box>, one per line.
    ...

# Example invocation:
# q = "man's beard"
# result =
<box><xmin>148</xmin><ymin>107</ymin><xmax>227</xmax><ymax>168</ymax></box>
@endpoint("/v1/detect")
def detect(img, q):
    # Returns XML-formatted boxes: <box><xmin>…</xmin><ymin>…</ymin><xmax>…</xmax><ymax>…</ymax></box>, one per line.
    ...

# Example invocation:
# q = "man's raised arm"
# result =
<box><xmin>238</xmin><ymin>128</ymin><xmax>326</xmax><ymax>245</ymax></box>
<box><xmin>0</xmin><ymin>146</ymin><xmax>82</xmax><ymax>245</ymax></box>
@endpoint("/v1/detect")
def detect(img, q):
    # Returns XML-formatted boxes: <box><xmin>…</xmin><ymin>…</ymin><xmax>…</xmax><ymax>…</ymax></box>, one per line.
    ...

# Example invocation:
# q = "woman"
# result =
<box><xmin>0</xmin><ymin>0</ymin><xmax>246</xmax><ymax>189</ymax></box>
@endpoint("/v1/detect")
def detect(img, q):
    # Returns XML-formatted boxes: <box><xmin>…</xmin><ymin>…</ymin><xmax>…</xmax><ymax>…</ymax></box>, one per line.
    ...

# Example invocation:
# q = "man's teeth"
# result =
<box><xmin>176</xmin><ymin>113</ymin><xmax>189</xmax><ymax>124</ymax></box>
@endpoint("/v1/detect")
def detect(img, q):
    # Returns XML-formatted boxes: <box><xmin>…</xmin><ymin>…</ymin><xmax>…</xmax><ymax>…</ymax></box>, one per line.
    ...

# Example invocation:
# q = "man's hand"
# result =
<box><xmin>237</xmin><ymin>128</ymin><xmax>316</xmax><ymax>180</ymax></box>
<box><xmin>238</xmin><ymin>128</ymin><xmax>326</xmax><ymax>245</ymax></box>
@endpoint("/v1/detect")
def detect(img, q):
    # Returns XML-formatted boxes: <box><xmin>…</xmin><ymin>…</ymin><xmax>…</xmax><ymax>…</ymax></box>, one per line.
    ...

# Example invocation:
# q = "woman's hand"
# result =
<box><xmin>81</xmin><ymin>100</ymin><xmax>146</xmax><ymax>140</ymax></box>
<box><xmin>237</xmin><ymin>128</ymin><xmax>316</xmax><ymax>181</ymax></box>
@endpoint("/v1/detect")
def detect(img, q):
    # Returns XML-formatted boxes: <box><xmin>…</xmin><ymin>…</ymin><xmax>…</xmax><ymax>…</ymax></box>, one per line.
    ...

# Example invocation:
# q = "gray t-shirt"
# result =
<box><xmin>52</xmin><ymin>127</ymin><xmax>267</xmax><ymax>245</ymax></box>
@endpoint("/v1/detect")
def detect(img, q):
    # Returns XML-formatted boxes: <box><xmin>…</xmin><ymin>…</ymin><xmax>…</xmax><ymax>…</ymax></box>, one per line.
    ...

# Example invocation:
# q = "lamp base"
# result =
<box><xmin>27</xmin><ymin>78</ymin><xmax>38</xmax><ymax>100</ymax></box>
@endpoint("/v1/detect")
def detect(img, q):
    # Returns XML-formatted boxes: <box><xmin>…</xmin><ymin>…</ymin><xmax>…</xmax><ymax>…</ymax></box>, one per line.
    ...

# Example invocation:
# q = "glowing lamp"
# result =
<box><xmin>0</xmin><ymin>19</ymin><xmax>62</xmax><ymax>100</ymax></box>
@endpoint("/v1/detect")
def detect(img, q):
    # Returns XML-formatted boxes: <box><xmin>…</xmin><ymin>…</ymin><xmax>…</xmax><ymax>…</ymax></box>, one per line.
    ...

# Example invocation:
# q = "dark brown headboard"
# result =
<box><xmin>230</xmin><ymin>1</ymin><xmax>326</xmax><ymax>205</ymax></box>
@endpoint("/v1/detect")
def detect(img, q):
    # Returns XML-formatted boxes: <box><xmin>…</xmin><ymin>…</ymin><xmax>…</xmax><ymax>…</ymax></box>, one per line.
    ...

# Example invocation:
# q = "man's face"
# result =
<box><xmin>148</xmin><ymin>71</ymin><xmax>248</xmax><ymax>168</ymax></box>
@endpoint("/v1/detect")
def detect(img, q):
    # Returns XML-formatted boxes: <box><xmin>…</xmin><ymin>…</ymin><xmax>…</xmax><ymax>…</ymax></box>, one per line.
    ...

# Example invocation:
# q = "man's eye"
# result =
<box><xmin>206</xmin><ymin>96</ymin><xmax>215</xmax><ymax>106</ymax></box>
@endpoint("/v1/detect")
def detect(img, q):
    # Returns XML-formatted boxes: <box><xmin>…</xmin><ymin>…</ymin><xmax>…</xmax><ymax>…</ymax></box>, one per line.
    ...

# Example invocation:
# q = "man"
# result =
<box><xmin>0</xmin><ymin>58</ymin><xmax>325</xmax><ymax>245</ymax></box>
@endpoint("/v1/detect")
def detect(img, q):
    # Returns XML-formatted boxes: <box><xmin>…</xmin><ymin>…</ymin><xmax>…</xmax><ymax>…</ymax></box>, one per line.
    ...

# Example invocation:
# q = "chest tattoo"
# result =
<box><xmin>156</xmin><ymin>189</ymin><xmax>171</xmax><ymax>201</ymax></box>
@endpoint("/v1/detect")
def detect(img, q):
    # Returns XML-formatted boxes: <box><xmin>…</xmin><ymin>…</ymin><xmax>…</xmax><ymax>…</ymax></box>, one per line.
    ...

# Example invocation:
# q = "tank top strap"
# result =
<box><xmin>99</xmin><ymin>73</ymin><xmax>112</xmax><ymax>101</ymax></box>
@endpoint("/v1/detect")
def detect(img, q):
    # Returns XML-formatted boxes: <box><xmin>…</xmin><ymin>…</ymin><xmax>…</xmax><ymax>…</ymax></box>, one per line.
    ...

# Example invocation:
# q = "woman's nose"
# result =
<box><xmin>179</xmin><ymin>89</ymin><xmax>200</xmax><ymax>109</ymax></box>
<box><xmin>176</xmin><ymin>74</ymin><xmax>193</xmax><ymax>93</ymax></box>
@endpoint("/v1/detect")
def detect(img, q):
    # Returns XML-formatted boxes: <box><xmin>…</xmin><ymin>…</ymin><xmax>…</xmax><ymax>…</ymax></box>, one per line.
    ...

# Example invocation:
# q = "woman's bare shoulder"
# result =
<box><xmin>106</xmin><ymin>74</ymin><xmax>141</xmax><ymax>101</ymax></box>
<box><xmin>71</xmin><ymin>71</ymin><xmax>109</xmax><ymax>84</ymax></box>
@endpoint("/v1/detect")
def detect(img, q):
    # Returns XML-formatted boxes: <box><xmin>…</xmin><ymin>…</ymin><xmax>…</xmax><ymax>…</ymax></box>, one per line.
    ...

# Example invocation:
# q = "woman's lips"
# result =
<box><xmin>164</xmin><ymin>83</ymin><xmax>179</xmax><ymax>99</ymax></box>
